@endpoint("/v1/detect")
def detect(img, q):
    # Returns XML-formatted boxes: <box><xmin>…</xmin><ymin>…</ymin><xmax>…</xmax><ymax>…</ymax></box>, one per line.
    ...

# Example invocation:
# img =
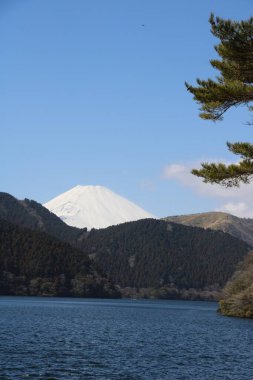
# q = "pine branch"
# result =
<box><xmin>227</xmin><ymin>142</ymin><xmax>253</xmax><ymax>159</ymax></box>
<box><xmin>192</xmin><ymin>159</ymin><xmax>253</xmax><ymax>187</ymax></box>
<box><xmin>185</xmin><ymin>15</ymin><xmax>253</xmax><ymax>121</ymax></box>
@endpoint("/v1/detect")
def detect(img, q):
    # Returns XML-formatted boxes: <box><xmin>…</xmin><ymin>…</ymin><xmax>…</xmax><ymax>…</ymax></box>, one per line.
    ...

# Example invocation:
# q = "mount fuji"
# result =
<box><xmin>44</xmin><ymin>185</ymin><xmax>156</xmax><ymax>230</ymax></box>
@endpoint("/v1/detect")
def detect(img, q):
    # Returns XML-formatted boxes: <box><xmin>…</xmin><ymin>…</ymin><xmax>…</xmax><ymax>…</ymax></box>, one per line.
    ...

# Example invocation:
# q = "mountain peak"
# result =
<box><xmin>44</xmin><ymin>185</ymin><xmax>156</xmax><ymax>229</ymax></box>
<box><xmin>74</xmin><ymin>185</ymin><xmax>104</xmax><ymax>190</ymax></box>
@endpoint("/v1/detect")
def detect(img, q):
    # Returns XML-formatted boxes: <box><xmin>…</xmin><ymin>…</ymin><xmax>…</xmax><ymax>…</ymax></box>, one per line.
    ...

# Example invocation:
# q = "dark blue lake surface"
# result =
<box><xmin>0</xmin><ymin>297</ymin><xmax>253</xmax><ymax>379</ymax></box>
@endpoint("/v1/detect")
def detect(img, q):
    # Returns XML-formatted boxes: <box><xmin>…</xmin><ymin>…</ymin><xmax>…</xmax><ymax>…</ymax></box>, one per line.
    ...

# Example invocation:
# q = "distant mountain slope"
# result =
<box><xmin>0</xmin><ymin>218</ymin><xmax>119</xmax><ymax>298</ymax></box>
<box><xmin>44</xmin><ymin>185</ymin><xmax>156</xmax><ymax>229</ymax></box>
<box><xmin>164</xmin><ymin>212</ymin><xmax>253</xmax><ymax>247</ymax></box>
<box><xmin>83</xmin><ymin>219</ymin><xmax>251</xmax><ymax>293</ymax></box>
<box><xmin>0</xmin><ymin>192</ymin><xmax>84</xmax><ymax>244</ymax></box>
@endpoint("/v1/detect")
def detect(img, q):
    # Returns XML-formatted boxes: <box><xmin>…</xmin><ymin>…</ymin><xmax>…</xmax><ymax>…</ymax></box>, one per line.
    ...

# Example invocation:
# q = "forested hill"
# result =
<box><xmin>1</xmin><ymin>192</ymin><xmax>251</xmax><ymax>301</ymax></box>
<box><xmin>0</xmin><ymin>192</ymin><xmax>85</xmax><ymax>244</ymax></box>
<box><xmin>164</xmin><ymin>212</ymin><xmax>253</xmax><ymax>247</ymax></box>
<box><xmin>0</xmin><ymin>218</ymin><xmax>119</xmax><ymax>298</ymax></box>
<box><xmin>84</xmin><ymin>219</ymin><xmax>251</xmax><ymax>297</ymax></box>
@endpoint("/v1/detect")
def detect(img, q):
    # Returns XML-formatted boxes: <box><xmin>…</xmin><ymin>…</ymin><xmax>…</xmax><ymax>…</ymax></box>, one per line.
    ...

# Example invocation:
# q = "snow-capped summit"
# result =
<box><xmin>44</xmin><ymin>185</ymin><xmax>156</xmax><ymax>229</ymax></box>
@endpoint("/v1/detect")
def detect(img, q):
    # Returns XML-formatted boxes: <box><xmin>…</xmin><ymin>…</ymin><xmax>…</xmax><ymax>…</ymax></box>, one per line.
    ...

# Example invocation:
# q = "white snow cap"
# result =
<box><xmin>44</xmin><ymin>185</ymin><xmax>156</xmax><ymax>229</ymax></box>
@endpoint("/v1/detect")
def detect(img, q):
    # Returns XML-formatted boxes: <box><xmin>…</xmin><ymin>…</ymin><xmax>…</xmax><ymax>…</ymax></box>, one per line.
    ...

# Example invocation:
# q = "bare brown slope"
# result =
<box><xmin>164</xmin><ymin>212</ymin><xmax>253</xmax><ymax>247</ymax></box>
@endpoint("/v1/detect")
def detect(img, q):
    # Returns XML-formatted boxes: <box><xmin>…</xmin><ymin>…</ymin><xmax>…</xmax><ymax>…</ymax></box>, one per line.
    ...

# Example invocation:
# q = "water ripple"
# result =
<box><xmin>0</xmin><ymin>297</ymin><xmax>253</xmax><ymax>379</ymax></box>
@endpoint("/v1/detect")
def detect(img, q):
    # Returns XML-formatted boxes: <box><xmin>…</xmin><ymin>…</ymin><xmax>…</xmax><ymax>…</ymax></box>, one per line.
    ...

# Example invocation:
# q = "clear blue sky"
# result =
<box><xmin>1</xmin><ymin>0</ymin><xmax>253</xmax><ymax>217</ymax></box>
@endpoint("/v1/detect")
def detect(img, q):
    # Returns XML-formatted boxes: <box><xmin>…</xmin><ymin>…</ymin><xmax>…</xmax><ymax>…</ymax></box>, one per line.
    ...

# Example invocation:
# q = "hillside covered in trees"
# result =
<box><xmin>83</xmin><ymin>219</ymin><xmax>251</xmax><ymax>300</ymax></box>
<box><xmin>0</xmin><ymin>218</ymin><xmax>119</xmax><ymax>298</ymax></box>
<box><xmin>0</xmin><ymin>192</ymin><xmax>252</xmax><ymax>302</ymax></box>
<box><xmin>0</xmin><ymin>192</ymin><xmax>86</xmax><ymax>244</ymax></box>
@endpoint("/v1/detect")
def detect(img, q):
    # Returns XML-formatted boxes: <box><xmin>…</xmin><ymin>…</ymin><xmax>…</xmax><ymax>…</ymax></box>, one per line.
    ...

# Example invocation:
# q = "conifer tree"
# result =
<box><xmin>186</xmin><ymin>14</ymin><xmax>253</xmax><ymax>187</ymax></box>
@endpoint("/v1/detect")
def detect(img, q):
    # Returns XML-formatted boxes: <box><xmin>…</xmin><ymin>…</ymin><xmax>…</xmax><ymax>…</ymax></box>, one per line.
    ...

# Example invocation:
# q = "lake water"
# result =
<box><xmin>0</xmin><ymin>297</ymin><xmax>253</xmax><ymax>379</ymax></box>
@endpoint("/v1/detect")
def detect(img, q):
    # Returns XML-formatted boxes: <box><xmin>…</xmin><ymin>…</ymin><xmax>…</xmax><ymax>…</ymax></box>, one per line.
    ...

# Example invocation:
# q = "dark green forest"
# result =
<box><xmin>0</xmin><ymin>218</ymin><xmax>119</xmax><ymax>298</ymax></box>
<box><xmin>0</xmin><ymin>193</ymin><xmax>251</xmax><ymax>301</ymax></box>
<box><xmin>84</xmin><ymin>219</ymin><xmax>250</xmax><ymax>299</ymax></box>
<box><xmin>0</xmin><ymin>192</ymin><xmax>85</xmax><ymax>244</ymax></box>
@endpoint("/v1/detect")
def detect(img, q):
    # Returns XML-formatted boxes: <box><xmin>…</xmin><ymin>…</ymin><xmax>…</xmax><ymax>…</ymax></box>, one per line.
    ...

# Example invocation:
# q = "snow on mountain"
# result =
<box><xmin>44</xmin><ymin>185</ymin><xmax>156</xmax><ymax>229</ymax></box>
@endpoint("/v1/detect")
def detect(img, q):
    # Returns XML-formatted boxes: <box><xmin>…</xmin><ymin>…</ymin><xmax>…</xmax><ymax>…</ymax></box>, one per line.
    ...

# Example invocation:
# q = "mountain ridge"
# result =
<box><xmin>0</xmin><ymin>192</ymin><xmax>85</xmax><ymax>244</ymax></box>
<box><xmin>164</xmin><ymin>211</ymin><xmax>253</xmax><ymax>247</ymax></box>
<box><xmin>1</xmin><ymin>191</ymin><xmax>252</xmax><ymax>303</ymax></box>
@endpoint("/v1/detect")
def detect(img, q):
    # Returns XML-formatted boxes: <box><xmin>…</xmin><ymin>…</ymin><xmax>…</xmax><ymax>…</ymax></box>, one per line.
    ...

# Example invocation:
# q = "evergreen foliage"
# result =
<box><xmin>192</xmin><ymin>142</ymin><xmax>253</xmax><ymax>187</ymax></box>
<box><xmin>0</xmin><ymin>218</ymin><xmax>119</xmax><ymax>298</ymax></box>
<box><xmin>186</xmin><ymin>15</ymin><xmax>253</xmax><ymax>186</ymax></box>
<box><xmin>84</xmin><ymin>219</ymin><xmax>250</xmax><ymax>294</ymax></box>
